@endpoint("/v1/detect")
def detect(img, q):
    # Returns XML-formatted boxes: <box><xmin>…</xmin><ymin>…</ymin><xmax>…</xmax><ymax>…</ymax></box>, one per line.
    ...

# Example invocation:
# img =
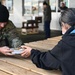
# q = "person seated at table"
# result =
<box><xmin>0</xmin><ymin>4</ymin><xmax>22</xmax><ymax>55</ymax></box>
<box><xmin>21</xmin><ymin>8</ymin><xmax>75</xmax><ymax>75</ymax></box>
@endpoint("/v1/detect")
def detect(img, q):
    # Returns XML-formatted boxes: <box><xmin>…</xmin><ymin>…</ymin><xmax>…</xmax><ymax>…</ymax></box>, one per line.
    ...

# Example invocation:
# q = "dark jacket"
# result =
<box><xmin>0</xmin><ymin>20</ymin><xmax>22</xmax><ymax>48</ymax></box>
<box><xmin>43</xmin><ymin>5</ymin><xmax>51</xmax><ymax>21</ymax></box>
<box><xmin>31</xmin><ymin>26</ymin><xmax>75</xmax><ymax>75</ymax></box>
<box><xmin>59</xmin><ymin>6</ymin><xmax>68</xmax><ymax>14</ymax></box>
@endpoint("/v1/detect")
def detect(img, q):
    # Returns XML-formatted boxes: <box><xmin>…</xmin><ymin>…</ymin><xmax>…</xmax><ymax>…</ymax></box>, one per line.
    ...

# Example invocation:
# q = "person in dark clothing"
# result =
<box><xmin>21</xmin><ymin>8</ymin><xmax>75</xmax><ymax>75</ymax></box>
<box><xmin>43</xmin><ymin>1</ymin><xmax>51</xmax><ymax>39</ymax></box>
<box><xmin>59</xmin><ymin>2</ymin><xmax>68</xmax><ymax>14</ymax></box>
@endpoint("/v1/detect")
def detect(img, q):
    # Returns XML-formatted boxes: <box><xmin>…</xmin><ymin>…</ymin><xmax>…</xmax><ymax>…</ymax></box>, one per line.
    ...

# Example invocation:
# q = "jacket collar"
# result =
<box><xmin>62</xmin><ymin>26</ymin><xmax>75</xmax><ymax>38</ymax></box>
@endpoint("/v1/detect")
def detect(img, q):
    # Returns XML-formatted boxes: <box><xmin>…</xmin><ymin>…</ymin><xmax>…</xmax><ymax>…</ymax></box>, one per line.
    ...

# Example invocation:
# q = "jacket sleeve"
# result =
<box><xmin>30</xmin><ymin>40</ymin><xmax>63</xmax><ymax>70</ymax></box>
<box><xmin>3</xmin><ymin>20</ymin><xmax>23</xmax><ymax>48</ymax></box>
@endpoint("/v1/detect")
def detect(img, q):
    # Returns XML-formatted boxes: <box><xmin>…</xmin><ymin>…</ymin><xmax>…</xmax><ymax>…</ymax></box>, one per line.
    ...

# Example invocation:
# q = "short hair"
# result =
<box><xmin>43</xmin><ymin>1</ymin><xmax>48</xmax><ymax>5</ymax></box>
<box><xmin>59</xmin><ymin>8</ymin><xmax>75</xmax><ymax>26</ymax></box>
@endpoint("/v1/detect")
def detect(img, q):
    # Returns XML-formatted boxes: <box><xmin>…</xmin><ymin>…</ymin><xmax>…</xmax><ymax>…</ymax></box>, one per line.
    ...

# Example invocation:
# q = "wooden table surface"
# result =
<box><xmin>0</xmin><ymin>36</ymin><xmax>62</xmax><ymax>75</ymax></box>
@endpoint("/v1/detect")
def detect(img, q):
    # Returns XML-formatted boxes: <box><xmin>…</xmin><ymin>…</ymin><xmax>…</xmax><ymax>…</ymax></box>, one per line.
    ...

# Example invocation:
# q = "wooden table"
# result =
<box><xmin>0</xmin><ymin>36</ymin><xmax>62</xmax><ymax>75</ymax></box>
<box><xmin>25</xmin><ymin>36</ymin><xmax>62</xmax><ymax>51</ymax></box>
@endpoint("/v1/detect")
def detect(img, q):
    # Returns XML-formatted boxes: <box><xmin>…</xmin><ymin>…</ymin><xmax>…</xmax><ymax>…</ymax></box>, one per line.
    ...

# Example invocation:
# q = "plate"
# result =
<box><xmin>10</xmin><ymin>48</ymin><xmax>24</xmax><ymax>54</ymax></box>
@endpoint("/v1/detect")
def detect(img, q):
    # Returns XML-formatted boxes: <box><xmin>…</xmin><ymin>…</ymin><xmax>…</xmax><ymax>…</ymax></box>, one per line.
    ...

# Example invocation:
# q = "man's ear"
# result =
<box><xmin>61</xmin><ymin>22</ymin><xmax>68</xmax><ymax>30</ymax></box>
<box><xmin>65</xmin><ymin>23</ymin><xmax>71</xmax><ymax>30</ymax></box>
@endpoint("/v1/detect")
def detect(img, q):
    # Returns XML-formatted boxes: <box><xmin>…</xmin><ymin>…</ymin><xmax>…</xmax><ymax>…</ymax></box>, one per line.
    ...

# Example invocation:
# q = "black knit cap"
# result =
<box><xmin>43</xmin><ymin>1</ymin><xmax>48</xmax><ymax>5</ymax></box>
<box><xmin>0</xmin><ymin>4</ymin><xmax>9</xmax><ymax>22</ymax></box>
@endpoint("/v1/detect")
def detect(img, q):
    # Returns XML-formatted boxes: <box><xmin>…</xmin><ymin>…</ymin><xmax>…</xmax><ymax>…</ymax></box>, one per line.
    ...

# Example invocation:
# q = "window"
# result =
<box><xmin>50</xmin><ymin>0</ymin><xmax>68</xmax><ymax>12</ymax></box>
<box><xmin>23</xmin><ymin>0</ymin><xmax>43</xmax><ymax>15</ymax></box>
<box><xmin>50</xmin><ymin>0</ymin><xmax>56</xmax><ymax>12</ymax></box>
<box><xmin>1</xmin><ymin>0</ymin><xmax>13</xmax><ymax>13</ymax></box>
<box><xmin>23</xmin><ymin>0</ymin><xmax>43</xmax><ymax>20</ymax></box>
<box><xmin>59</xmin><ymin>0</ymin><xmax>68</xmax><ymax>8</ymax></box>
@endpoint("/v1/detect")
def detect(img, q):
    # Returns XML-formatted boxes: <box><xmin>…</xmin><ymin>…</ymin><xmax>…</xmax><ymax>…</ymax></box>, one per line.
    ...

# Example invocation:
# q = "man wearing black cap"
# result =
<box><xmin>0</xmin><ymin>4</ymin><xmax>22</xmax><ymax>55</ymax></box>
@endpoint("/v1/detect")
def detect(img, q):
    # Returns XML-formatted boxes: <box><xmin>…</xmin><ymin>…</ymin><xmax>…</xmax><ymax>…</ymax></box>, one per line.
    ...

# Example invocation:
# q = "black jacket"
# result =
<box><xmin>31</xmin><ymin>26</ymin><xmax>75</xmax><ymax>75</ymax></box>
<box><xmin>59</xmin><ymin>6</ymin><xmax>68</xmax><ymax>14</ymax></box>
<box><xmin>43</xmin><ymin>5</ymin><xmax>51</xmax><ymax>21</ymax></box>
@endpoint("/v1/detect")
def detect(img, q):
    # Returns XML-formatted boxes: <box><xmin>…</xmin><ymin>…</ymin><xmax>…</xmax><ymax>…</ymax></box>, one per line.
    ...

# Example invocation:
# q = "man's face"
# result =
<box><xmin>61</xmin><ymin>3</ymin><xmax>65</xmax><ymax>7</ymax></box>
<box><xmin>43</xmin><ymin>5</ymin><xmax>47</xmax><ymax>9</ymax></box>
<box><xmin>61</xmin><ymin>22</ymin><xmax>71</xmax><ymax>34</ymax></box>
<box><xmin>61</xmin><ymin>23</ymin><xmax>66</xmax><ymax>34</ymax></box>
<box><xmin>0</xmin><ymin>22</ymin><xmax>7</xmax><ymax>29</ymax></box>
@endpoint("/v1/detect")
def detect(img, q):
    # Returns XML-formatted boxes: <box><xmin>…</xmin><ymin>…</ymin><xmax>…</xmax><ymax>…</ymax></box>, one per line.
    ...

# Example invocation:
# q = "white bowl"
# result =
<box><xmin>10</xmin><ymin>48</ymin><xmax>24</xmax><ymax>54</ymax></box>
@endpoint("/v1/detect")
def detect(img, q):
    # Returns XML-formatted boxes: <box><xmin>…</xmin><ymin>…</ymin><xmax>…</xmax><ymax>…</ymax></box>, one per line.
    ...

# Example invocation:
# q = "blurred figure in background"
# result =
<box><xmin>59</xmin><ymin>2</ymin><xmax>68</xmax><ymax>14</ymax></box>
<box><xmin>43</xmin><ymin>1</ymin><xmax>51</xmax><ymax>39</ymax></box>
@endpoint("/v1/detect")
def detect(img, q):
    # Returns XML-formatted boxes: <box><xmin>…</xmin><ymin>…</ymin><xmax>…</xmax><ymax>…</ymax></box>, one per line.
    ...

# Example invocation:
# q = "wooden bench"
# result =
<box><xmin>22</xmin><ymin>20</ymin><xmax>38</xmax><ymax>35</ymax></box>
<box><xmin>35</xmin><ymin>16</ymin><xmax>42</xmax><ymax>23</ymax></box>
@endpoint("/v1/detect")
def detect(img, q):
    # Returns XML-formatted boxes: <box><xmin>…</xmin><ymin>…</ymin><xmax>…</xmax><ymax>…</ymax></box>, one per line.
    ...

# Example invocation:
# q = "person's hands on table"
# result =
<box><xmin>0</xmin><ymin>46</ymin><xmax>13</xmax><ymax>55</ymax></box>
<box><xmin>21</xmin><ymin>46</ymin><xmax>32</xmax><ymax>58</ymax></box>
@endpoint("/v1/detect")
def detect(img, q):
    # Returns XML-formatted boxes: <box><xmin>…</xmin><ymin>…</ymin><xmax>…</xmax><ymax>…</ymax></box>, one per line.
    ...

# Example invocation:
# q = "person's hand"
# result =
<box><xmin>0</xmin><ymin>46</ymin><xmax>13</xmax><ymax>55</ymax></box>
<box><xmin>21</xmin><ymin>45</ymin><xmax>32</xmax><ymax>58</ymax></box>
